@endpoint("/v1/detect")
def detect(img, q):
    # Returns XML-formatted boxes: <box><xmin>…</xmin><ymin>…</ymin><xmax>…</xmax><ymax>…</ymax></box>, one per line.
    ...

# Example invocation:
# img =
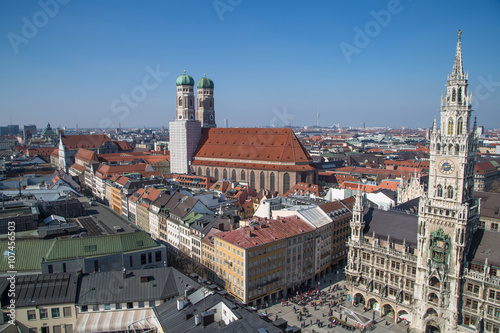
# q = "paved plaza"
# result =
<box><xmin>260</xmin><ymin>270</ymin><xmax>412</xmax><ymax>333</ymax></box>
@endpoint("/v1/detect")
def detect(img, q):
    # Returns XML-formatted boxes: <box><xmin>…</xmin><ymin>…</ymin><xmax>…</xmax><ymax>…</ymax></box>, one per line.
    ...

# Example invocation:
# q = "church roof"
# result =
<box><xmin>61</xmin><ymin>134</ymin><xmax>111</xmax><ymax>150</ymax></box>
<box><xmin>192</xmin><ymin>128</ymin><xmax>314</xmax><ymax>170</ymax></box>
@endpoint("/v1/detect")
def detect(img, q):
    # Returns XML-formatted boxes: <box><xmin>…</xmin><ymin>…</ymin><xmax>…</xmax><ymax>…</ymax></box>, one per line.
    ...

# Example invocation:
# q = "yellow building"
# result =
<box><xmin>214</xmin><ymin>216</ymin><xmax>315</xmax><ymax>306</ymax></box>
<box><xmin>1</xmin><ymin>273</ymin><xmax>78</xmax><ymax>333</ymax></box>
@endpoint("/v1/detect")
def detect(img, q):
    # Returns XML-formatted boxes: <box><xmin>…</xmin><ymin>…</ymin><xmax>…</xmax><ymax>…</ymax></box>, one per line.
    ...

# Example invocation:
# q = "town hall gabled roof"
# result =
<box><xmin>192</xmin><ymin>128</ymin><xmax>315</xmax><ymax>171</ymax></box>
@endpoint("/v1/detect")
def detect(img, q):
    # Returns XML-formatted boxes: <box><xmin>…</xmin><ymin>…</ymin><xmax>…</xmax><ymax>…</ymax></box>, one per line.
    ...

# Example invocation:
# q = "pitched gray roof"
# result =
<box><xmin>363</xmin><ymin>207</ymin><xmax>418</xmax><ymax>245</ymax></box>
<box><xmin>155</xmin><ymin>293</ymin><xmax>281</xmax><ymax>333</ymax></box>
<box><xmin>77</xmin><ymin>267</ymin><xmax>199</xmax><ymax>305</ymax></box>
<box><xmin>468</xmin><ymin>229</ymin><xmax>500</xmax><ymax>267</ymax></box>
<box><xmin>0</xmin><ymin>272</ymin><xmax>78</xmax><ymax>307</ymax></box>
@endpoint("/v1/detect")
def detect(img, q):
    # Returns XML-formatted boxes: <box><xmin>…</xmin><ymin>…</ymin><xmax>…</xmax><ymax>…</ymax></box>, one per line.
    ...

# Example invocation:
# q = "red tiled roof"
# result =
<box><xmin>69</xmin><ymin>163</ymin><xmax>86</xmax><ymax>173</ymax></box>
<box><xmin>193</xmin><ymin>128</ymin><xmax>313</xmax><ymax>165</ymax></box>
<box><xmin>61</xmin><ymin>134</ymin><xmax>111</xmax><ymax>150</ymax></box>
<box><xmin>216</xmin><ymin>216</ymin><xmax>315</xmax><ymax>249</ymax></box>
<box><xmin>476</xmin><ymin>161</ymin><xmax>496</xmax><ymax>173</ymax></box>
<box><xmin>114</xmin><ymin>141</ymin><xmax>133</xmax><ymax>151</ymax></box>
<box><xmin>191</xmin><ymin>160</ymin><xmax>316</xmax><ymax>172</ymax></box>
<box><xmin>75</xmin><ymin>148</ymin><xmax>98</xmax><ymax>163</ymax></box>
<box><xmin>285</xmin><ymin>182</ymin><xmax>323</xmax><ymax>197</ymax></box>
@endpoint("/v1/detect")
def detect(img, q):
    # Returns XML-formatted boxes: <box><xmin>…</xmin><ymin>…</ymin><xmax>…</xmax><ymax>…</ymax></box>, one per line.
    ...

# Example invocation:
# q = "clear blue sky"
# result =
<box><xmin>1</xmin><ymin>0</ymin><xmax>499</xmax><ymax>130</ymax></box>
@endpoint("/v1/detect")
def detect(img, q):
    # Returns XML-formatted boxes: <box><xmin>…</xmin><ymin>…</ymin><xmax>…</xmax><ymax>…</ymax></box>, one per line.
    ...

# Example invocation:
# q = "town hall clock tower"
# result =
<box><xmin>413</xmin><ymin>31</ymin><xmax>480</xmax><ymax>332</ymax></box>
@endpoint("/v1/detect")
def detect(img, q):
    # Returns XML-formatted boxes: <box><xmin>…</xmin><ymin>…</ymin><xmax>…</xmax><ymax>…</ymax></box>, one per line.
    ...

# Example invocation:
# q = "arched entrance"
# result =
<box><xmin>397</xmin><ymin>309</ymin><xmax>410</xmax><ymax>324</ymax></box>
<box><xmin>354</xmin><ymin>293</ymin><xmax>365</xmax><ymax>305</ymax></box>
<box><xmin>367</xmin><ymin>298</ymin><xmax>380</xmax><ymax>312</ymax></box>
<box><xmin>425</xmin><ymin>319</ymin><xmax>440</xmax><ymax>333</ymax></box>
<box><xmin>382</xmin><ymin>304</ymin><xmax>395</xmax><ymax>320</ymax></box>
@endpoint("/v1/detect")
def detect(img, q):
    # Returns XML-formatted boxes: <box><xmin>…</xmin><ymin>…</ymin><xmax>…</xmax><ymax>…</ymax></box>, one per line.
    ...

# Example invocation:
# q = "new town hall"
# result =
<box><xmin>346</xmin><ymin>32</ymin><xmax>500</xmax><ymax>333</ymax></box>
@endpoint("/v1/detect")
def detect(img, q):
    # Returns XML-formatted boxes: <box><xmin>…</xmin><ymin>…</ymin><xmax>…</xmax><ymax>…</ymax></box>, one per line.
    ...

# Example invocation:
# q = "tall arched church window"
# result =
<box><xmin>458</xmin><ymin>87</ymin><xmax>462</xmax><ymax>104</ymax></box>
<box><xmin>214</xmin><ymin>169</ymin><xmax>219</xmax><ymax>180</ymax></box>
<box><xmin>436</xmin><ymin>143</ymin><xmax>441</xmax><ymax>153</ymax></box>
<box><xmin>206</xmin><ymin>168</ymin><xmax>210</xmax><ymax>177</ymax></box>
<box><xmin>241</xmin><ymin>170</ymin><xmax>246</xmax><ymax>181</ymax></box>
<box><xmin>260</xmin><ymin>172</ymin><xmax>265</xmax><ymax>190</ymax></box>
<box><xmin>437</xmin><ymin>185</ymin><xmax>443</xmax><ymax>197</ymax></box>
<box><xmin>198</xmin><ymin>167</ymin><xmax>202</xmax><ymax>176</ymax></box>
<box><xmin>447</xmin><ymin>186</ymin><xmax>453</xmax><ymax>199</ymax></box>
<box><xmin>199</xmin><ymin>100</ymin><xmax>203</xmax><ymax>107</ymax></box>
<box><xmin>270</xmin><ymin>173</ymin><xmax>275</xmax><ymax>192</ymax></box>
<box><xmin>452</xmin><ymin>88</ymin><xmax>456</xmax><ymax>101</ymax></box>
<box><xmin>457</xmin><ymin>118</ymin><xmax>463</xmax><ymax>135</ymax></box>
<box><xmin>250</xmin><ymin>171</ymin><xmax>255</xmax><ymax>189</ymax></box>
<box><xmin>178</xmin><ymin>97</ymin><xmax>182</xmax><ymax>106</ymax></box>
<box><xmin>448</xmin><ymin>118</ymin><xmax>454</xmax><ymax>136</ymax></box>
<box><xmin>223</xmin><ymin>169</ymin><xmax>227</xmax><ymax>179</ymax></box>
<box><xmin>283</xmin><ymin>173</ymin><xmax>290</xmax><ymax>193</ymax></box>
<box><xmin>231</xmin><ymin>170</ymin><xmax>236</xmax><ymax>181</ymax></box>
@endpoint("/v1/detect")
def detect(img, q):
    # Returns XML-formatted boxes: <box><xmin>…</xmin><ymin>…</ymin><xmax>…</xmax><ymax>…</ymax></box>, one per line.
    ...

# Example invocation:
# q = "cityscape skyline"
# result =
<box><xmin>1</xmin><ymin>1</ymin><xmax>500</xmax><ymax>130</ymax></box>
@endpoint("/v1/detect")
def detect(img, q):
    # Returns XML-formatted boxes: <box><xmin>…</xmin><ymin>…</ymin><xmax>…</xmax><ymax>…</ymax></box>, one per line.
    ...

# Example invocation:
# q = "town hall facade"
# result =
<box><xmin>346</xmin><ymin>31</ymin><xmax>500</xmax><ymax>333</ymax></box>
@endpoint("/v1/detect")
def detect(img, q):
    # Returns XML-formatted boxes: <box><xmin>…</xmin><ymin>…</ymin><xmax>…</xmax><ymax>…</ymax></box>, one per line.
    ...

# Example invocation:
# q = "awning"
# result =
<box><xmin>399</xmin><ymin>313</ymin><xmax>411</xmax><ymax>321</ymax></box>
<box><xmin>75</xmin><ymin>309</ymin><xmax>156</xmax><ymax>333</ymax></box>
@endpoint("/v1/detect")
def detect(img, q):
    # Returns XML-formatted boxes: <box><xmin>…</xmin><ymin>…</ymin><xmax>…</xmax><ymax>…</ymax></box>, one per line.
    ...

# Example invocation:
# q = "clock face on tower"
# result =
<box><xmin>439</xmin><ymin>160</ymin><xmax>455</xmax><ymax>174</ymax></box>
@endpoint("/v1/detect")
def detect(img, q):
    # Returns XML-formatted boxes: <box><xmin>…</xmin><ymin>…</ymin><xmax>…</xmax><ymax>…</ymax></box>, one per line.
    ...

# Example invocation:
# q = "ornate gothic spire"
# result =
<box><xmin>450</xmin><ymin>30</ymin><xmax>464</xmax><ymax>81</ymax></box>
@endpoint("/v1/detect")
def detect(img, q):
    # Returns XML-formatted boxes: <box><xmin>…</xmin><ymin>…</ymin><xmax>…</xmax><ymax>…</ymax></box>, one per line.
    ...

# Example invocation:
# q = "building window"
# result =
<box><xmin>92</xmin><ymin>304</ymin><xmax>99</xmax><ymax>311</ymax></box>
<box><xmin>138</xmin><ymin>301</ymin><xmax>145</xmax><ymax>308</ymax></box>
<box><xmin>104</xmin><ymin>304</ymin><xmax>111</xmax><ymax>311</ymax></box>
<box><xmin>127</xmin><ymin>302</ymin><xmax>134</xmax><ymax>309</ymax></box>
<box><xmin>206</xmin><ymin>168</ymin><xmax>210</xmax><ymax>177</ymax></box>
<box><xmin>63</xmin><ymin>307</ymin><xmax>72</xmax><ymax>317</ymax></box>
<box><xmin>215</xmin><ymin>169</ymin><xmax>219</xmax><ymax>180</ymax></box>
<box><xmin>189</xmin><ymin>98</ymin><xmax>193</xmax><ymax>107</ymax></box>
<box><xmin>178</xmin><ymin>97</ymin><xmax>182</xmax><ymax>106</ymax></box>
<box><xmin>141</xmin><ymin>254</ymin><xmax>147</xmax><ymax>265</ymax></box>
<box><xmin>48</xmin><ymin>264</ymin><xmax>53</xmax><ymax>273</ymax></box>
<box><xmin>260</xmin><ymin>171</ymin><xmax>265</xmax><ymax>190</ymax></box>
<box><xmin>270</xmin><ymin>172</ymin><xmax>275</xmax><ymax>192</ymax></box>
<box><xmin>39</xmin><ymin>308</ymin><xmax>48</xmax><ymax>319</ymax></box>
<box><xmin>51</xmin><ymin>308</ymin><xmax>60</xmax><ymax>318</ymax></box>
<box><xmin>81</xmin><ymin>305</ymin><xmax>88</xmax><ymax>312</ymax></box>
<box><xmin>448</xmin><ymin>118</ymin><xmax>454</xmax><ymax>135</ymax></box>
<box><xmin>447</xmin><ymin>186</ymin><xmax>454</xmax><ymax>199</ymax></box>
<box><xmin>149</xmin><ymin>300</ymin><xmax>155</xmax><ymax>307</ymax></box>
<box><xmin>437</xmin><ymin>185</ymin><xmax>443</xmax><ymax>197</ymax></box>
<box><xmin>53</xmin><ymin>325</ymin><xmax>61</xmax><ymax>333</ymax></box>
<box><xmin>457</xmin><ymin>117</ymin><xmax>463</xmax><ymax>135</ymax></box>
<box><xmin>223</xmin><ymin>169</ymin><xmax>228</xmax><ymax>179</ymax></box>
<box><xmin>241</xmin><ymin>170</ymin><xmax>245</xmax><ymax>181</ymax></box>
<box><xmin>116</xmin><ymin>303</ymin><xmax>122</xmax><ymax>310</ymax></box>
<box><xmin>155</xmin><ymin>251</ymin><xmax>162</xmax><ymax>262</ymax></box>
<box><xmin>27</xmin><ymin>310</ymin><xmax>36</xmax><ymax>320</ymax></box>
<box><xmin>452</xmin><ymin>88</ymin><xmax>456</xmax><ymax>101</ymax></box>
<box><xmin>250</xmin><ymin>171</ymin><xmax>255</xmax><ymax>189</ymax></box>
<box><xmin>283</xmin><ymin>173</ymin><xmax>290</xmax><ymax>193</ymax></box>
<box><xmin>231</xmin><ymin>170</ymin><xmax>236</xmax><ymax>181</ymax></box>
<box><xmin>458</xmin><ymin>87</ymin><xmax>462</xmax><ymax>104</ymax></box>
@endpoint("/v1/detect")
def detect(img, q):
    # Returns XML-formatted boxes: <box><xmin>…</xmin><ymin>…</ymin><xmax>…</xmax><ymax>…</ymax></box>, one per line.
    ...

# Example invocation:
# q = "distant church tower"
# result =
<box><xmin>196</xmin><ymin>75</ymin><xmax>216</xmax><ymax>128</ymax></box>
<box><xmin>413</xmin><ymin>31</ymin><xmax>479</xmax><ymax>333</ymax></box>
<box><xmin>169</xmin><ymin>72</ymin><xmax>202</xmax><ymax>174</ymax></box>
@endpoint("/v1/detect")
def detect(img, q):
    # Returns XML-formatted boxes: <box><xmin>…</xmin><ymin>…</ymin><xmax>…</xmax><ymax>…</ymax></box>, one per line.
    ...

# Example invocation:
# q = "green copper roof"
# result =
<box><xmin>197</xmin><ymin>76</ymin><xmax>214</xmax><ymax>89</ymax></box>
<box><xmin>0</xmin><ymin>231</ymin><xmax>162</xmax><ymax>272</ymax></box>
<box><xmin>176</xmin><ymin>73</ymin><xmax>194</xmax><ymax>86</ymax></box>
